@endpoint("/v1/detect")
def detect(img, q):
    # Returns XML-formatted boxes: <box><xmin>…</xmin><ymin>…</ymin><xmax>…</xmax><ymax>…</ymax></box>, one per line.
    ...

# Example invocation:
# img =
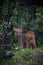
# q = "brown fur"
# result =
<box><xmin>13</xmin><ymin>27</ymin><xmax>37</xmax><ymax>49</ymax></box>
<box><xmin>22</xmin><ymin>31</ymin><xmax>36</xmax><ymax>49</ymax></box>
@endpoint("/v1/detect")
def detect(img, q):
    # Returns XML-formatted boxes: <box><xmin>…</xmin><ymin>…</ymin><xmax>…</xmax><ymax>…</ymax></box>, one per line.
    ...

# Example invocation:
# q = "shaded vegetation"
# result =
<box><xmin>0</xmin><ymin>47</ymin><xmax>43</xmax><ymax>65</ymax></box>
<box><xmin>0</xmin><ymin>0</ymin><xmax>43</xmax><ymax>65</ymax></box>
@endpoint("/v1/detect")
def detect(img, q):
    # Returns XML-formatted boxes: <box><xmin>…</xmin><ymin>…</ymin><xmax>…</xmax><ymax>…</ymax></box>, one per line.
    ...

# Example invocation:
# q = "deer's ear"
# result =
<box><xmin>13</xmin><ymin>27</ymin><xmax>15</xmax><ymax>31</ymax></box>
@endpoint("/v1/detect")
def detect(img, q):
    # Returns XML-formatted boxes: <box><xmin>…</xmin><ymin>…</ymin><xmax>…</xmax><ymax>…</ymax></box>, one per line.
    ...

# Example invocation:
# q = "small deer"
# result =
<box><xmin>13</xmin><ymin>27</ymin><xmax>37</xmax><ymax>50</ymax></box>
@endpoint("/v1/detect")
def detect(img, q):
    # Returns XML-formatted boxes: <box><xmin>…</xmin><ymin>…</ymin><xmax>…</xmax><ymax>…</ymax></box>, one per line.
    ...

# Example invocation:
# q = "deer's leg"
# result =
<box><xmin>32</xmin><ymin>39</ymin><xmax>36</xmax><ymax>49</ymax></box>
<box><xmin>28</xmin><ymin>43</ymin><xmax>30</xmax><ymax>48</ymax></box>
<box><xmin>18</xmin><ymin>36</ymin><xmax>23</xmax><ymax>49</ymax></box>
<box><xmin>33</xmin><ymin>42</ymin><xmax>38</xmax><ymax>51</ymax></box>
<box><xmin>26</xmin><ymin>40</ymin><xmax>29</xmax><ymax>48</ymax></box>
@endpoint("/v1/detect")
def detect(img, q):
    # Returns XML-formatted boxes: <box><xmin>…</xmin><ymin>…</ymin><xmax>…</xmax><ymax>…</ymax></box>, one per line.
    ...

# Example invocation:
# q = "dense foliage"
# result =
<box><xmin>10</xmin><ymin>6</ymin><xmax>43</xmax><ymax>47</ymax></box>
<box><xmin>0</xmin><ymin>1</ymin><xmax>43</xmax><ymax>65</ymax></box>
<box><xmin>0</xmin><ymin>0</ymin><xmax>43</xmax><ymax>50</ymax></box>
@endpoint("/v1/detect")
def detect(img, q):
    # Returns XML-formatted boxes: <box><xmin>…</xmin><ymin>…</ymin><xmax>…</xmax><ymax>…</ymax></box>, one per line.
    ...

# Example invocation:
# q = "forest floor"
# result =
<box><xmin>0</xmin><ymin>46</ymin><xmax>43</xmax><ymax>65</ymax></box>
